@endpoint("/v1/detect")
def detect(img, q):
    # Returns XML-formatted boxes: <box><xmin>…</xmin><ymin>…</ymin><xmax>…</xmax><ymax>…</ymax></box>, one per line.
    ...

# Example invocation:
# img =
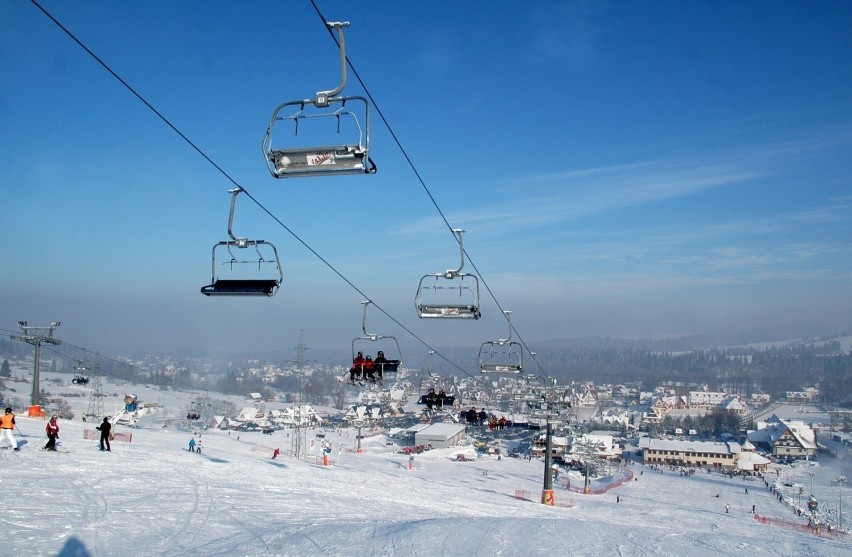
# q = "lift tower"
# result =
<box><xmin>11</xmin><ymin>321</ymin><xmax>61</xmax><ymax>406</ymax></box>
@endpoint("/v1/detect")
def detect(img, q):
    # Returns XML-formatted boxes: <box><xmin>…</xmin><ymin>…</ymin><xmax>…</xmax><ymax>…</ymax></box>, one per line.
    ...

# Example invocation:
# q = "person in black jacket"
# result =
<box><xmin>96</xmin><ymin>417</ymin><xmax>112</xmax><ymax>451</ymax></box>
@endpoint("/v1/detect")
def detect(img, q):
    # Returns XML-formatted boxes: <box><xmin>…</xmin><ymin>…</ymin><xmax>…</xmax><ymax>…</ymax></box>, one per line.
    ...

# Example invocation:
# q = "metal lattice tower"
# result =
<box><xmin>291</xmin><ymin>330</ymin><xmax>309</xmax><ymax>459</ymax></box>
<box><xmin>80</xmin><ymin>360</ymin><xmax>105</xmax><ymax>420</ymax></box>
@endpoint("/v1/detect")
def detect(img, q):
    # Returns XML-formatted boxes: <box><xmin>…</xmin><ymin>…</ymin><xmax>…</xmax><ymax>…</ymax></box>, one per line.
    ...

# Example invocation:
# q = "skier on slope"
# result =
<box><xmin>188</xmin><ymin>438</ymin><xmax>196</xmax><ymax>452</ymax></box>
<box><xmin>45</xmin><ymin>416</ymin><xmax>60</xmax><ymax>451</ymax></box>
<box><xmin>96</xmin><ymin>417</ymin><xmax>112</xmax><ymax>451</ymax></box>
<box><xmin>1</xmin><ymin>408</ymin><xmax>19</xmax><ymax>451</ymax></box>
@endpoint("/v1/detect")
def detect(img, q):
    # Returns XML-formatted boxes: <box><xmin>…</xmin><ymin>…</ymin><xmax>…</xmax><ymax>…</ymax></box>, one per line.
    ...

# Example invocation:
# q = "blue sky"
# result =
<box><xmin>1</xmin><ymin>1</ymin><xmax>851</xmax><ymax>361</ymax></box>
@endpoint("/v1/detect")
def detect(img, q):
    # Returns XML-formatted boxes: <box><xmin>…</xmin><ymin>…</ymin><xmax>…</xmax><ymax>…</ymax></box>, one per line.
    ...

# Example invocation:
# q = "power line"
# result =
<box><xmin>28</xmin><ymin>0</ymin><xmax>543</xmax><ymax>385</ymax></box>
<box><xmin>308</xmin><ymin>0</ymin><xmax>547</xmax><ymax>380</ymax></box>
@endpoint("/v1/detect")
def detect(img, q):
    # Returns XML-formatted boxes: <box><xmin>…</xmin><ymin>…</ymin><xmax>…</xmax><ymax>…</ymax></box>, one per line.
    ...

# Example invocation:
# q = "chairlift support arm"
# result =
<box><xmin>497</xmin><ymin>310</ymin><xmax>514</xmax><ymax>345</ymax></box>
<box><xmin>227</xmin><ymin>187</ymin><xmax>248</xmax><ymax>246</ymax></box>
<box><xmin>446</xmin><ymin>228</ymin><xmax>466</xmax><ymax>278</ymax></box>
<box><xmin>316</xmin><ymin>21</ymin><xmax>350</xmax><ymax>107</ymax></box>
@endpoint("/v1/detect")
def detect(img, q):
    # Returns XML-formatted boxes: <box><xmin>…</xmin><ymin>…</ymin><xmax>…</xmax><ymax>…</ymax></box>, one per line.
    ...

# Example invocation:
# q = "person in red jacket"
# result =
<box><xmin>1</xmin><ymin>407</ymin><xmax>18</xmax><ymax>451</ymax></box>
<box><xmin>349</xmin><ymin>352</ymin><xmax>366</xmax><ymax>383</ymax></box>
<box><xmin>363</xmin><ymin>356</ymin><xmax>375</xmax><ymax>382</ymax></box>
<box><xmin>45</xmin><ymin>416</ymin><xmax>60</xmax><ymax>451</ymax></box>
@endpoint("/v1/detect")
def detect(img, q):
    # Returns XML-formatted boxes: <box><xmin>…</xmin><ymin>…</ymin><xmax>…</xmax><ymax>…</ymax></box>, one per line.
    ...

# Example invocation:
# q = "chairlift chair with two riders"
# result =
<box><xmin>478</xmin><ymin>310</ymin><xmax>523</xmax><ymax>374</ymax></box>
<box><xmin>262</xmin><ymin>21</ymin><xmax>376</xmax><ymax>179</ymax></box>
<box><xmin>348</xmin><ymin>301</ymin><xmax>401</xmax><ymax>384</ymax></box>
<box><xmin>415</xmin><ymin>229</ymin><xmax>481</xmax><ymax>319</ymax></box>
<box><xmin>200</xmin><ymin>188</ymin><xmax>283</xmax><ymax>297</ymax></box>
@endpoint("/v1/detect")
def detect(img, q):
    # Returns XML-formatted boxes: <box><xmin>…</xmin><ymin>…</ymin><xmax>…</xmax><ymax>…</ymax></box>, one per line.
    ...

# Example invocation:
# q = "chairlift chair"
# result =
<box><xmin>349</xmin><ymin>301</ymin><xmax>402</xmax><ymax>382</ymax></box>
<box><xmin>201</xmin><ymin>188</ymin><xmax>284</xmax><ymax>297</ymax></box>
<box><xmin>478</xmin><ymin>311</ymin><xmax>523</xmax><ymax>373</ymax></box>
<box><xmin>262</xmin><ymin>22</ymin><xmax>376</xmax><ymax>179</ymax></box>
<box><xmin>415</xmin><ymin>229</ymin><xmax>481</xmax><ymax>319</ymax></box>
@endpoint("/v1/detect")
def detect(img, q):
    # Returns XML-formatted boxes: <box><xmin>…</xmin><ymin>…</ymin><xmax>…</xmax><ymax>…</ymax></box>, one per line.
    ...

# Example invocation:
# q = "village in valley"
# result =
<box><xmin>2</xmin><ymin>331</ymin><xmax>850</xmax><ymax>554</ymax></box>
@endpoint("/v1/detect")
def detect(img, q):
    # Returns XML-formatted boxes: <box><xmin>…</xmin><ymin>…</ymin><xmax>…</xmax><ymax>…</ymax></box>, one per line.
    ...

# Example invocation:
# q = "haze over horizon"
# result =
<box><xmin>2</xmin><ymin>1</ymin><xmax>851</xmax><ymax>360</ymax></box>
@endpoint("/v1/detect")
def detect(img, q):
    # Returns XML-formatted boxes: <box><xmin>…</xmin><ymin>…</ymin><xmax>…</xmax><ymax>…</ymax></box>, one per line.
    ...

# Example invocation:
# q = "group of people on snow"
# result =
<box><xmin>348</xmin><ymin>351</ymin><xmax>391</xmax><ymax>383</ymax></box>
<box><xmin>188</xmin><ymin>437</ymin><xmax>203</xmax><ymax>453</ymax></box>
<box><xmin>1</xmin><ymin>408</ymin><xmax>115</xmax><ymax>453</ymax></box>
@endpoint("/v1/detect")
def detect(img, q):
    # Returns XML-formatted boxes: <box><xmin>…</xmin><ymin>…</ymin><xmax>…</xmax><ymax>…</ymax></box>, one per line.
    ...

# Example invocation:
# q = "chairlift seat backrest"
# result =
<box><xmin>269</xmin><ymin>144</ymin><xmax>371</xmax><ymax>177</ymax></box>
<box><xmin>201</xmin><ymin>279</ymin><xmax>279</xmax><ymax>297</ymax></box>
<box><xmin>375</xmin><ymin>360</ymin><xmax>400</xmax><ymax>374</ymax></box>
<box><xmin>479</xmin><ymin>363</ymin><xmax>523</xmax><ymax>374</ymax></box>
<box><xmin>417</xmin><ymin>304</ymin><xmax>481</xmax><ymax>319</ymax></box>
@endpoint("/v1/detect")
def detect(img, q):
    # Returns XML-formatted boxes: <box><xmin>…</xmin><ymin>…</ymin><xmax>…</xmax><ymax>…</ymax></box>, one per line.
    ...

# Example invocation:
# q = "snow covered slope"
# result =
<box><xmin>2</xmin><ymin>413</ymin><xmax>849</xmax><ymax>556</ymax></box>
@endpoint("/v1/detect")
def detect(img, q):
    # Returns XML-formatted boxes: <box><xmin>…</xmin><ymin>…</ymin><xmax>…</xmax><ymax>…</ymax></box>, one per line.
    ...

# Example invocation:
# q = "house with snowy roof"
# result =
<box><xmin>736</xmin><ymin>440</ymin><xmax>771</xmax><ymax>472</ymax></box>
<box><xmin>722</xmin><ymin>396</ymin><xmax>748</xmax><ymax>416</ymax></box>
<box><xmin>747</xmin><ymin>415</ymin><xmax>817</xmax><ymax>460</ymax></box>
<box><xmin>688</xmin><ymin>390</ymin><xmax>727</xmax><ymax>409</ymax></box>
<box><xmin>638</xmin><ymin>437</ymin><xmax>741</xmax><ymax>469</ymax></box>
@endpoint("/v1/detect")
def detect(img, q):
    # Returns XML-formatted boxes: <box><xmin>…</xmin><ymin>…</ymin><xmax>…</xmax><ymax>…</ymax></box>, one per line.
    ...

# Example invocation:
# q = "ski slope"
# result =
<box><xmin>2</xmin><ymin>411</ymin><xmax>849</xmax><ymax>557</ymax></box>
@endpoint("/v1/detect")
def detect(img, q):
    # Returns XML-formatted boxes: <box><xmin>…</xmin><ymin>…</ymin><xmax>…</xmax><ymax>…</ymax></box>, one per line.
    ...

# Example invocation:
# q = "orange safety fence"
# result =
<box><xmin>565</xmin><ymin>467</ymin><xmax>635</xmax><ymax>495</ymax></box>
<box><xmin>753</xmin><ymin>513</ymin><xmax>848</xmax><ymax>539</ymax></box>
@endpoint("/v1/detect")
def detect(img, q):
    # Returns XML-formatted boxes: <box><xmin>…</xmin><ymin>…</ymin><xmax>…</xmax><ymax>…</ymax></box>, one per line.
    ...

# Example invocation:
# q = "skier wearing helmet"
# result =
<box><xmin>1</xmin><ymin>408</ymin><xmax>18</xmax><ymax>451</ymax></box>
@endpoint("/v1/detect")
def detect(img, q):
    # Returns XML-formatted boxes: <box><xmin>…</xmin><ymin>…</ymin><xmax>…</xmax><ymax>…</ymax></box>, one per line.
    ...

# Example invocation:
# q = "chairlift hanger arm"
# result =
<box><xmin>445</xmin><ymin>228</ymin><xmax>466</xmax><ymax>278</ymax></box>
<box><xmin>498</xmin><ymin>310</ymin><xmax>514</xmax><ymax>344</ymax></box>
<box><xmin>316</xmin><ymin>21</ymin><xmax>350</xmax><ymax>106</ymax></box>
<box><xmin>226</xmin><ymin>187</ymin><xmax>248</xmax><ymax>245</ymax></box>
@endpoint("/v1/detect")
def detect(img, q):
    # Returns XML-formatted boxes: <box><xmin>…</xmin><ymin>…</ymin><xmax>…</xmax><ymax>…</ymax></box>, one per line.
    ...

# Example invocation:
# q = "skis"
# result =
<box><xmin>336</xmin><ymin>371</ymin><xmax>382</xmax><ymax>386</ymax></box>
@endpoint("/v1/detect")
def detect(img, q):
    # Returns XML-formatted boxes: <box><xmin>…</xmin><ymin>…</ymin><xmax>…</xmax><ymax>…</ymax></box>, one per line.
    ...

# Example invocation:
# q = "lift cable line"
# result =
<box><xmin>30</xmin><ymin>0</ymin><xmax>546</xmax><ymax>384</ymax></box>
<box><xmin>308</xmin><ymin>0</ymin><xmax>546</xmax><ymax>380</ymax></box>
<box><xmin>35</xmin><ymin>340</ymin><xmax>203</xmax><ymax>409</ymax></box>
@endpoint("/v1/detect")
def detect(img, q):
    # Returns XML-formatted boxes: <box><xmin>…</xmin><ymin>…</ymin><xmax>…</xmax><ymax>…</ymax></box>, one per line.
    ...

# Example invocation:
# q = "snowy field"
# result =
<box><xmin>2</xmin><ymin>421</ymin><xmax>850</xmax><ymax>556</ymax></box>
<box><xmin>1</xmin><ymin>373</ymin><xmax>850</xmax><ymax>556</ymax></box>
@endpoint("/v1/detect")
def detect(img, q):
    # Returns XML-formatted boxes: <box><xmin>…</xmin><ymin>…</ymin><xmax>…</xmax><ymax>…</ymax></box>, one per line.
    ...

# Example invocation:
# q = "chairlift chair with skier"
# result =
<box><xmin>348</xmin><ymin>301</ymin><xmax>402</xmax><ymax>383</ymax></box>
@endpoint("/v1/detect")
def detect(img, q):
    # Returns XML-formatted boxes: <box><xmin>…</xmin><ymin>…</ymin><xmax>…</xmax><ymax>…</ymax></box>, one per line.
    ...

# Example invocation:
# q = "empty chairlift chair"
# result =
<box><xmin>262</xmin><ymin>21</ymin><xmax>376</xmax><ymax>179</ymax></box>
<box><xmin>201</xmin><ymin>188</ymin><xmax>283</xmax><ymax>297</ymax></box>
<box><xmin>478</xmin><ymin>311</ymin><xmax>523</xmax><ymax>373</ymax></box>
<box><xmin>415</xmin><ymin>229</ymin><xmax>481</xmax><ymax>319</ymax></box>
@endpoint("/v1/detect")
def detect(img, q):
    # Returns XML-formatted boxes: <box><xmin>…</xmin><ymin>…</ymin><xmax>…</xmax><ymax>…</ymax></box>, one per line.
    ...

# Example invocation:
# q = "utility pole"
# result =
<box><xmin>11</xmin><ymin>321</ymin><xmax>61</xmax><ymax>407</ymax></box>
<box><xmin>79</xmin><ymin>358</ymin><xmax>105</xmax><ymax>420</ymax></box>
<box><xmin>291</xmin><ymin>330</ymin><xmax>309</xmax><ymax>459</ymax></box>
<box><xmin>541</xmin><ymin>421</ymin><xmax>555</xmax><ymax>505</ymax></box>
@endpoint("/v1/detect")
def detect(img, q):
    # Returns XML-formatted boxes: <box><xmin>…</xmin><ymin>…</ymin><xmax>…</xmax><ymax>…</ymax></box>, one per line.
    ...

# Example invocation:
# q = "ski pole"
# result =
<box><xmin>13</xmin><ymin>424</ymin><xmax>30</xmax><ymax>449</ymax></box>
<box><xmin>30</xmin><ymin>435</ymin><xmax>49</xmax><ymax>449</ymax></box>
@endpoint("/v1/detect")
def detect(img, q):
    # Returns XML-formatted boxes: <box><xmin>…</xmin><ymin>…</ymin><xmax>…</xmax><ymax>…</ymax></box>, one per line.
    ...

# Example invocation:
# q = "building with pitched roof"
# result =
<box><xmin>747</xmin><ymin>415</ymin><xmax>817</xmax><ymax>460</ymax></box>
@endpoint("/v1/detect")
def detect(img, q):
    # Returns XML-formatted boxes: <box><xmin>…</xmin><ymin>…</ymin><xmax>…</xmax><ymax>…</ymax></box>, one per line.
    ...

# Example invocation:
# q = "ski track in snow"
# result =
<box><xmin>2</xmin><ymin>412</ymin><xmax>851</xmax><ymax>556</ymax></box>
